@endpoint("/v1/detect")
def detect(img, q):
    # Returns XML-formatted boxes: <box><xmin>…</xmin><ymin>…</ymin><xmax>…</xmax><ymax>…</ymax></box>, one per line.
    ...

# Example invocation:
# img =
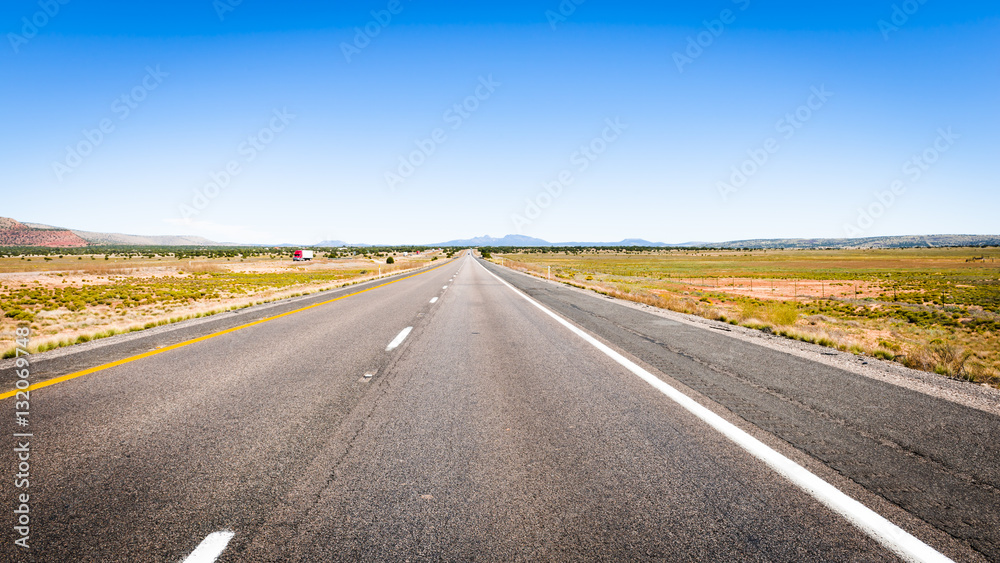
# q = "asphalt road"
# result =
<box><xmin>2</xmin><ymin>253</ymin><xmax>997</xmax><ymax>561</ymax></box>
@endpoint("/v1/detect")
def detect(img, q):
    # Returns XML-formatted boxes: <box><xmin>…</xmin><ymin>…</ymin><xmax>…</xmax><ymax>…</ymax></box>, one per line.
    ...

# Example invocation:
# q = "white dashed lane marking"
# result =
<box><xmin>386</xmin><ymin>327</ymin><xmax>413</xmax><ymax>351</ymax></box>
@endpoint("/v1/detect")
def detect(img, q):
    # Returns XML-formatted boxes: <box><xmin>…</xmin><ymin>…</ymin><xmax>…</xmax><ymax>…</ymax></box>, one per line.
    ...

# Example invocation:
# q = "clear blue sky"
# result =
<box><xmin>1</xmin><ymin>1</ymin><xmax>997</xmax><ymax>244</ymax></box>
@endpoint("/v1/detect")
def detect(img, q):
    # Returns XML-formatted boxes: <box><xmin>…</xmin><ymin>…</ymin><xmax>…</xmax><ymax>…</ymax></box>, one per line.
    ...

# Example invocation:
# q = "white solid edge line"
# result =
<box><xmin>386</xmin><ymin>326</ymin><xmax>413</xmax><ymax>351</ymax></box>
<box><xmin>479</xmin><ymin>262</ymin><xmax>952</xmax><ymax>563</ymax></box>
<box><xmin>430</xmin><ymin>297</ymin><xmax>439</xmax><ymax>304</ymax></box>
<box><xmin>182</xmin><ymin>530</ymin><xmax>235</xmax><ymax>563</ymax></box>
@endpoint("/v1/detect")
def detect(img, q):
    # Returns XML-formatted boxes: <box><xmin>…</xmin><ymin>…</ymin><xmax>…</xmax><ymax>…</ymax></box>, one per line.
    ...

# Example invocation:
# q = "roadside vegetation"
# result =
<box><xmin>0</xmin><ymin>246</ymin><xmax>453</xmax><ymax>358</ymax></box>
<box><xmin>484</xmin><ymin>247</ymin><xmax>1000</xmax><ymax>387</ymax></box>
<box><xmin>0</xmin><ymin>245</ymin><xmax>446</xmax><ymax>270</ymax></box>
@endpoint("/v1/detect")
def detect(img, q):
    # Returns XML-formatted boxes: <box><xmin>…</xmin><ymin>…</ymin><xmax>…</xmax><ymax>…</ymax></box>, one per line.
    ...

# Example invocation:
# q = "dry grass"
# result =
<box><xmin>72</xmin><ymin>263</ymin><xmax>136</xmax><ymax>275</ymax></box>
<box><xmin>737</xmin><ymin>301</ymin><xmax>799</xmax><ymax>326</ymax></box>
<box><xmin>179</xmin><ymin>262</ymin><xmax>225</xmax><ymax>273</ymax></box>
<box><xmin>493</xmin><ymin>250</ymin><xmax>1000</xmax><ymax>387</ymax></box>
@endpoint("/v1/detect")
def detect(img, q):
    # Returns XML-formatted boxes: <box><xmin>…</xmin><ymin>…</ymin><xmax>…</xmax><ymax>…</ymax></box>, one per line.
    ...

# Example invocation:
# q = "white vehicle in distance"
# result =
<box><xmin>293</xmin><ymin>249</ymin><xmax>313</xmax><ymax>261</ymax></box>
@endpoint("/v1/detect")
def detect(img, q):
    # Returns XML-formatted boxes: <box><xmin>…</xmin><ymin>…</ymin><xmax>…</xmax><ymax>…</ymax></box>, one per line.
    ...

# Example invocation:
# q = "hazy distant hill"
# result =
<box><xmin>435</xmin><ymin>234</ymin><xmax>553</xmax><ymax>247</ymax></box>
<box><xmin>7</xmin><ymin>218</ymin><xmax>224</xmax><ymax>246</ymax></box>
<box><xmin>554</xmin><ymin>238</ymin><xmax>671</xmax><ymax>247</ymax></box>
<box><xmin>438</xmin><ymin>236</ymin><xmax>685</xmax><ymax>247</ymax></box>
<box><xmin>0</xmin><ymin>217</ymin><xmax>88</xmax><ymax>247</ymax></box>
<box><xmin>70</xmin><ymin>230</ymin><xmax>222</xmax><ymax>246</ymax></box>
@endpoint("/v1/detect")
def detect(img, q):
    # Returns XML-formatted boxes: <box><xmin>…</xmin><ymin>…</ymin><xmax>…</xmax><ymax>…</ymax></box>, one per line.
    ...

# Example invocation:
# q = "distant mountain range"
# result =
<box><xmin>2</xmin><ymin>217</ymin><xmax>998</xmax><ymax>249</ymax></box>
<box><xmin>433</xmin><ymin>234</ymin><xmax>552</xmax><ymax>247</ymax></box>
<box><xmin>433</xmin><ymin>234</ymin><xmax>673</xmax><ymax>247</ymax></box>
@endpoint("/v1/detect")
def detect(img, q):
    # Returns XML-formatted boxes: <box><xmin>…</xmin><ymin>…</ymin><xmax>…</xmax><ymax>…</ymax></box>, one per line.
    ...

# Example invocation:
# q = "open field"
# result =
<box><xmin>487</xmin><ymin>247</ymin><xmax>1000</xmax><ymax>386</ymax></box>
<box><xmin>0</xmin><ymin>248</ymin><xmax>447</xmax><ymax>357</ymax></box>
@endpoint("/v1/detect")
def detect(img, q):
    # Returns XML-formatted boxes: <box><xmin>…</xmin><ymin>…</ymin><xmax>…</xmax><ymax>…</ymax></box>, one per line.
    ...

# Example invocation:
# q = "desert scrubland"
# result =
<box><xmin>489</xmin><ymin>247</ymin><xmax>1000</xmax><ymax>386</ymax></box>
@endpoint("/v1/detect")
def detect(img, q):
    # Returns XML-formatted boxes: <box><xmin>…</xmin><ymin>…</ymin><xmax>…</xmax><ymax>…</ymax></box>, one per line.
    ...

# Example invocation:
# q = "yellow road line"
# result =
<box><xmin>1</xmin><ymin>262</ymin><xmax>449</xmax><ymax>401</ymax></box>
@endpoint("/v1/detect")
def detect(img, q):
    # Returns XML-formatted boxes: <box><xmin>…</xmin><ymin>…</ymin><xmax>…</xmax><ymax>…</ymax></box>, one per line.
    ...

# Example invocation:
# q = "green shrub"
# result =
<box><xmin>739</xmin><ymin>302</ymin><xmax>761</xmax><ymax>321</ymax></box>
<box><xmin>766</xmin><ymin>302</ymin><xmax>799</xmax><ymax>326</ymax></box>
<box><xmin>877</xmin><ymin>339</ymin><xmax>901</xmax><ymax>352</ymax></box>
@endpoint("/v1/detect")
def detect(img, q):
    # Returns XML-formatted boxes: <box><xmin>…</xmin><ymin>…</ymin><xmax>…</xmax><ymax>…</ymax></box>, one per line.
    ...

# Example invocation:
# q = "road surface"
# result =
<box><xmin>2</xmin><ymin>253</ymin><xmax>998</xmax><ymax>561</ymax></box>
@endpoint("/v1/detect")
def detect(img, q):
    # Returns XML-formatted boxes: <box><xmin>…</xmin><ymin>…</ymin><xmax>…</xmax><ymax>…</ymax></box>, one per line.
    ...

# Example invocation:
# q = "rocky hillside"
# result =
<box><xmin>0</xmin><ymin>217</ymin><xmax>88</xmax><ymax>247</ymax></box>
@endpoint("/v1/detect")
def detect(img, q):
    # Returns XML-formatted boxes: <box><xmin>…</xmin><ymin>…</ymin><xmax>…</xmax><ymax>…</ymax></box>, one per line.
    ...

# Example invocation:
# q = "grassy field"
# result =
<box><xmin>489</xmin><ymin>248</ymin><xmax>1000</xmax><ymax>386</ymax></box>
<box><xmin>0</xmin><ymin>250</ymin><xmax>445</xmax><ymax>358</ymax></box>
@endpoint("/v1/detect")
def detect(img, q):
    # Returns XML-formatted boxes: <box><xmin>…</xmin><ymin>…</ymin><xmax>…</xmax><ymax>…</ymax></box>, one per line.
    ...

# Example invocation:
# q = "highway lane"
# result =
<box><xmin>1</xmin><ymin>252</ymin><xmax>993</xmax><ymax>561</ymax></box>
<box><xmin>240</xmin><ymin>255</ymin><xmax>897</xmax><ymax>561</ymax></box>
<box><xmin>1</xmin><ymin>256</ymin><xmax>463</xmax><ymax>561</ymax></box>
<box><xmin>480</xmin><ymin>257</ymin><xmax>1000</xmax><ymax>561</ymax></box>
